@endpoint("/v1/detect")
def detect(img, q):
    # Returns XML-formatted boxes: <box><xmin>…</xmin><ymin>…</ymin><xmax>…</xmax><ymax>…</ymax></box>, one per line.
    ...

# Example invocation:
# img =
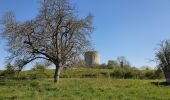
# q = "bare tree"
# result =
<box><xmin>155</xmin><ymin>40</ymin><xmax>170</xmax><ymax>83</ymax></box>
<box><xmin>117</xmin><ymin>56</ymin><xmax>130</xmax><ymax>68</ymax></box>
<box><xmin>0</xmin><ymin>0</ymin><xmax>93</xmax><ymax>83</ymax></box>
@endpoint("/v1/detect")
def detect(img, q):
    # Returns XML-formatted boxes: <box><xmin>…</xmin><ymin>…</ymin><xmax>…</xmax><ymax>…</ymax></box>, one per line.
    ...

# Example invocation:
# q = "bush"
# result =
<box><xmin>107</xmin><ymin>60</ymin><xmax>118</xmax><ymax>68</ymax></box>
<box><xmin>32</xmin><ymin>63</ymin><xmax>47</xmax><ymax>73</ymax></box>
<box><xmin>109</xmin><ymin>67</ymin><xmax>163</xmax><ymax>79</ymax></box>
<box><xmin>155</xmin><ymin>69</ymin><xmax>164</xmax><ymax>78</ymax></box>
<box><xmin>29</xmin><ymin>63</ymin><xmax>49</xmax><ymax>79</ymax></box>
<box><xmin>145</xmin><ymin>71</ymin><xmax>155</xmax><ymax>79</ymax></box>
<box><xmin>1</xmin><ymin>63</ymin><xmax>15</xmax><ymax>79</ymax></box>
<box><xmin>110</xmin><ymin>67</ymin><xmax>135</xmax><ymax>79</ymax></box>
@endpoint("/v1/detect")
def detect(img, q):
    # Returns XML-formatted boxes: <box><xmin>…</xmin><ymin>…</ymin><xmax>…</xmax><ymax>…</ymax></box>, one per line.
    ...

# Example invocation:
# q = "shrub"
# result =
<box><xmin>107</xmin><ymin>60</ymin><xmax>118</xmax><ymax>68</ymax></box>
<box><xmin>1</xmin><ymin>63</ymin><xmax>15</xmax><ymax>79</ymax></box>
<box><xmin>144</xmin><ymin>71</ymin><xmax>155</xmax><ymax>79</ymax></box>
<box><xmin>153</xmin><ymin>69</ymin><xmax>164</xmax><ymax>79</ymax></box>
<box><xmin>29</xmin><ymin>63</ymin><xmax>49</xmax><ymax>79</ymax></box>
<box><xmin>32</xmin><ymin>63</ymin><xmax>47</xmax><ymax>73</ymax></box>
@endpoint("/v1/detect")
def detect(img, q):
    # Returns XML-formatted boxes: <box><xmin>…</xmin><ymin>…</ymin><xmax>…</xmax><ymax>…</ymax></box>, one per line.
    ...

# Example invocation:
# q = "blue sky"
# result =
<box><xmin>1</xmin><ymin>0</ymin><xmax>170</xmax><ymax>69</ymax></box>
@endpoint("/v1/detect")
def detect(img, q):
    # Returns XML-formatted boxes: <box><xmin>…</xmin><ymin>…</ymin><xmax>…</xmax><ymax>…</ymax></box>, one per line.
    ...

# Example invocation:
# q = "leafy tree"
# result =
<box><xmin>32</xmin><ymin>63</ymin><xmax>47</xmax><ymax>73</ymax></box>
<box><xmin>1</xmin><ymin>63</ymin><xmax>15</xmax><ymax>78</ymax></box>
<box><xmin>141</xmin><ymin>66</ymin><xmax>151</xmax><ymax>70</ymax></box>
<box><xmin>0</xmin><ymin>0</ymin><xmax>93</xmax><ymax>83</ymax></box>
<box><xmin>154</xmin><ymin>68</ymin><xmax>164</xmax><ymax>79</ymax></box>
<box><xmin>6</xmin><ymin>63</ymin><xmax>15</xmax><ymax>73</ymax></box>
<box><xmin>107</xmin><ymin>60</ymin><xmax>118</xmax><ymax>67</ymax></box>
<box><xmin>155</xmin><ymin>40</ymin><xmax>170</xmax><ymax>83</ymax></box>
<box><xmin>30</xmin><ymin>63</ymin><xmax>48</xmax><ymax>79</ymax></box>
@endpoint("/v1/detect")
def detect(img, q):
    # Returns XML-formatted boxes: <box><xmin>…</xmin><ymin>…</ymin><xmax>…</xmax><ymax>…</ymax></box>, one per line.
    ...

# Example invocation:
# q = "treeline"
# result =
<box><xmin>0</xmin><ymin>63</ymin><xmax>164</xmax><ymax>80</ymax></box>
<box><xmin>60</xmin><ymin>66</ymin><xmax>164</xmax><ymax>80</ymax></box>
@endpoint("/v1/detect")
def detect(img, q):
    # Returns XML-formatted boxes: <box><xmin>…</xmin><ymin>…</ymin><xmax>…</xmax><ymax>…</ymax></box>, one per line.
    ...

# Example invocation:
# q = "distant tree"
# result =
<box><xmin>1</xmin><ymin>63</ymin><xmax>15</xmax><ymax>78</ymax></box>
<box><xmin>6</xmin><ymin>63</ymin><xmax>15</xmax><ymax>72</ymax></box>
<box><xmin>155</xmin><ymin>40</ymin><xmax>170</xmax><ymax>83</ymax></box>
<box><xmin>0</xmin><ymin>0</ymin><xmax>93</xmax><ymax>83</ymax></box>
<box><xmin>32</xmin><ymin>63</ymin><xmax>47</xmax><ymax>73</ymax></box>
<box><xmin>30</xmin><ymin>63</ymin><xmax>48</xmax><ymax>79</ymax></box>
<box><xmin>117</xmin><ymin>56</ymin><xmax>131</xmax><ymax>68</ymax></box>
<box><xmin>141</xmin><ymin>66</ymin><xmax>151</xmax><ymax>70</ymax></box>
<box><xmin>107</xmin><ymin>60</ymin><xmax>118</xmax><ymax>67</ymax></box>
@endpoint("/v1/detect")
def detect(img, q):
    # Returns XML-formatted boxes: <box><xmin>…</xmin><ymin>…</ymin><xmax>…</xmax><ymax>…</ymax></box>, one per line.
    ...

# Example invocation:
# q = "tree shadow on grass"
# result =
<box><xmin>150</xmin><ymin>81</ymin><xmax>170</xmax><ymax>87</ymax></box>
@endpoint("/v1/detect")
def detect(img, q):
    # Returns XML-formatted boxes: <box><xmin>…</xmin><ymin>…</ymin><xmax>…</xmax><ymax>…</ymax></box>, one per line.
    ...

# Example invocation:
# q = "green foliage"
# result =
<box><xmin>107</xmin><ymin>60</ymin><xmax>118</xmax><ymax>68</ymax></box>
<box><xmin>110</xmin><ymin>67</ymin><xmax>136</xmax><ymax>79</ymax></box>
<box><xmin>28</xmin><ymin>63</ymin><xmax>49</xmax><ymax>79</ymax></box>
<box><xmin>154</xmin><ymin>69</ymin><xmax>164</xmax><ymax>79</ymax></box>
<box><xmin>155</xmin><ymin>40</ymin><xmax>170</xmax><ymax>70</ymax></box>
<box><xmin>15</xmin><ymin>66</ymin><xmax>46</xmax><ymax>80</ymax></box>
<box><xmin>155</xmin><ymin>40</ymin><xmax>170</xmax><ymax>82</ymax></box>
<box><xmin>1</xmin><ymin>63</ymin><xmax>15</xmax><ymax>78</ymax></box>
<box><xmin>5</xmin><ymin>63</ymin><xmax>15</xmax><ymax>74</ymax></box>
<box><xmin>32</xmin><ymin>63</ymin><xmax>46</xmax><ymax>73</ymax></box>
<box><xmin>15</xmin><ymin>67</ymin><xmax>164</xmax><ymax>80</ymax></box>
<box><xmin>1</xmin><ymin>66</ymin><xmax>164</xmax><ymax>80</ymax></box>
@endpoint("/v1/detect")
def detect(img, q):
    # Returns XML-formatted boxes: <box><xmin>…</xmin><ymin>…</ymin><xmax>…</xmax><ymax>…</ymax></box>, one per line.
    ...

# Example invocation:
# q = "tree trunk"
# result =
<box><xmin>163</xmin><ymin>67</ymin><xmax>170</xmax><ymax>84</ymax></box>
<box><xmin>16</xmin><ymin>70</ymin><xmax>21</xmax><ymax>79</ymax></box>
<box><xmin>54</xmin><ymin>65</ymin><xmax>61</xmax><ymax>84</ymax></box>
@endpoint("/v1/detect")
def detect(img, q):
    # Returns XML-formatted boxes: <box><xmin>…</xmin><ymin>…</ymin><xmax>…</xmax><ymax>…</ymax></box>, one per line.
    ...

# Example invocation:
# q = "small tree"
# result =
<box><xmin>0</xmin><ymin>0</ymin><xmax>93</xmax><ymax>83</ymax></box>
<box><xmin>32</xmin><ymin>63</ymin><xmax>47</xmax><ymax>73</ymax></box>
<box><xmin>30</xmin><ymin>63</ymin><xmax>48</xmax><ymax>79</ymax></box>
<box><xmin>2</xmin><ymin>63</ymin><xmax>15</xmax><ymax>78</ymax></box>
<box><xmin>117</xmin><ymin>56</ymin><xmax>131</xmax><ymax>68</ymax></box>
<box><xmin>155</xmin><ymin>40</ymin><xmax>170</xmax><ymax>83</ymax></box>
<box><xmin>107</xmin><ymin>60</ymin><xmax>118</xmax><ymax>67</ymax></box>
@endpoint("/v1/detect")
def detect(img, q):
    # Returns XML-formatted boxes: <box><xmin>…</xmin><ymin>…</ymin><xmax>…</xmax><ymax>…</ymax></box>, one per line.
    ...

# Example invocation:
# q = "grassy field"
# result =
<box><xmin>0</xmin><ymin>78</ymin><xmax>170</xmax><ymax>100</ymax></box>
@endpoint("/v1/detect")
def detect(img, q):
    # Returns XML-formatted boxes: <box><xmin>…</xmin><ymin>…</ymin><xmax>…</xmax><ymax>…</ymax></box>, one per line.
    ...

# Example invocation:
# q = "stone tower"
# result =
<box><xmin>84</xmin><ymin>51</ymin><xmax>100</xmax><ymax>65</ymax></box>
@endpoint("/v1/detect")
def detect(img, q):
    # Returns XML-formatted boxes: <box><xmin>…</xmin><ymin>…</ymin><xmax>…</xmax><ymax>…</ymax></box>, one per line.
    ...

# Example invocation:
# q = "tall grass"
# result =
<box><xmin>0</xmin><ymin>78</ymin><xmax>169</xmax><ymax>100</ymax></box>
<box><xmin>0</xmin><ymin>67</ymin><xmax>168</xmax><ymax>100</ymax></box>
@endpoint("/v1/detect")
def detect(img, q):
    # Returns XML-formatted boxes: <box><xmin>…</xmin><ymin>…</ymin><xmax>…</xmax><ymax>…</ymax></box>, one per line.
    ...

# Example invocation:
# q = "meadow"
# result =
<box><xmin>0</xmin><ymin>67</ymin><xmax>169</xmax><ymax>100</ymax></box>
<box><xmin>0</xmin><ymin>78</ymin><xmax>169</xmax><ymax>100</ymax></box>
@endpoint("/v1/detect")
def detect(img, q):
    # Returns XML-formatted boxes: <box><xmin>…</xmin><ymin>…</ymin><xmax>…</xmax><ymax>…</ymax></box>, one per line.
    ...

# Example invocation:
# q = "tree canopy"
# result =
<box><xmin>0</xmin><ymin>0</ymin><xmax>93</xmax><ymax>83</ymax></box>
<box><xmin>155</xmin><ymin>40</ymin><xmax>170</xmax><ymax>83</ymax></box>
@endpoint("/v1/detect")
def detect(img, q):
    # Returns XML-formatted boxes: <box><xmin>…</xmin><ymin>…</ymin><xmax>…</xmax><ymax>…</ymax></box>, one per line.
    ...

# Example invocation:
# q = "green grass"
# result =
<box><xmin>0</xmin><ymin>68</ymin><xmax>166</xmax><ymax>99</ymax></box>
<box><xmin>0</xmin><ymin>78</ymin><xmax>170</xmax><ymax>100</ymax></box>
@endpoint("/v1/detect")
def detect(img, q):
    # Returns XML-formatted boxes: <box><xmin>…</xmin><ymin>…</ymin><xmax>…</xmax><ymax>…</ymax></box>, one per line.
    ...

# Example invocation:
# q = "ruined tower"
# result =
<box><xmin>84</xmin><ymin>51</ymin><xmax>100</xmax><ymax>65</ymax></box>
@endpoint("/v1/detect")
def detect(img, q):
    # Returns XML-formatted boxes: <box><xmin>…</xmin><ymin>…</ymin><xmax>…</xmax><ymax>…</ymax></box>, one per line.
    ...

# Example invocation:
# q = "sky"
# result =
<box><xmin>1</xmin><ymin>0</ymin><xmax>170</xmax><ymax>69</ymax></box>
